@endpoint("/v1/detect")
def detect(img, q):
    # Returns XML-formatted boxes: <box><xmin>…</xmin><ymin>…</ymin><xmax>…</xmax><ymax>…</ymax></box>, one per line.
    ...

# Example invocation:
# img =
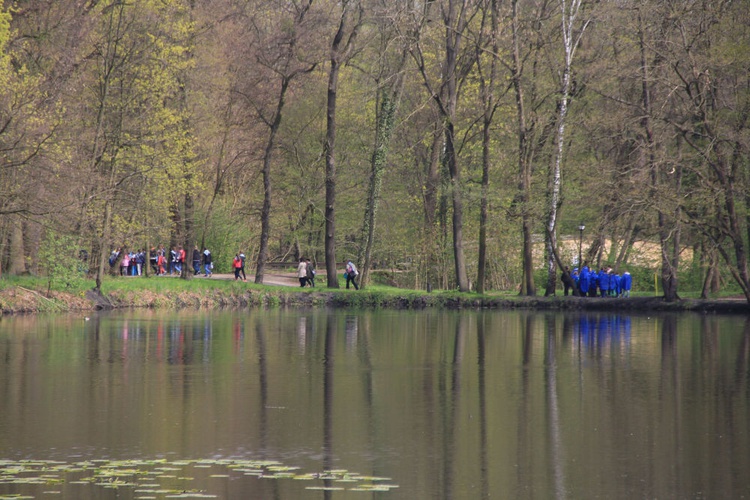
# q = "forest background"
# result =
<box><xmin>0</xmin><ymin>0</ymin><xmax>749</xmax><ymax>302</ymax></box>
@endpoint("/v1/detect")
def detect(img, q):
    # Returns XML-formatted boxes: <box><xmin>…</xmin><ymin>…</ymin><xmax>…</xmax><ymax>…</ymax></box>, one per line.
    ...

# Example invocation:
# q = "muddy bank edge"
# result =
<box><xmin>0</xmin><ymin>286</ymin><xmax>748</xmax><ymax>315</ymax></box>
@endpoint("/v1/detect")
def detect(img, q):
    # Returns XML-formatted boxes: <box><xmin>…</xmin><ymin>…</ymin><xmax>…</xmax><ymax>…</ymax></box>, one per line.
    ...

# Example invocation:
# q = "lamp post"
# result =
<box><xmin>578</xmin><ymin>223</ymin><xmax>585</xmax><ymax>267</ymax></box>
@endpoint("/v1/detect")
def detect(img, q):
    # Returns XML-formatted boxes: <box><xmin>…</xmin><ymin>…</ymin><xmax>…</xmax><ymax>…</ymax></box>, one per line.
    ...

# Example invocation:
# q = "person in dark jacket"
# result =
<box><xmin>202</xmin><ymin>248</ymin><xmax>213</xmax><ymax>277</ymax></box>
<box><xmin>561</xmin><ymin>266</ymin><xmax>575</xmax><ymax>296</ymax></box>
<box><xmin>345</xmin><ymin>260</ymin><xmax>359</xmax><ymax>290</ymax></box>
<box><xmin>192</xmin><ymin>246</ymin><xmax>201</xmax><ymax>275</ymax></box>
<box><xmin>239</xmin><ymin>252</ymin><xmax>247</xmax><ymax>281</ymax></box>
<box><xmin>306</xmin><ymin>258</ymin><xmax>316</xmax><ymax>287</ymax></box>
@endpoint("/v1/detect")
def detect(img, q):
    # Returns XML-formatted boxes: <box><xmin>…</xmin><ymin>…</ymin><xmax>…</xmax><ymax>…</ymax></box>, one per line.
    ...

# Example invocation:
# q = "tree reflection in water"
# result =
<box><xmin>0</xmin><ymin>310</ymin><xmax>748</xmax><ymax>499</ymax></box>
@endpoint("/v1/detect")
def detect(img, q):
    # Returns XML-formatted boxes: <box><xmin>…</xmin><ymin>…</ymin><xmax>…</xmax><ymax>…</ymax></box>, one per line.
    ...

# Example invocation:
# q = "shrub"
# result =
<box><xmin>37</xmin><ymin>231</ymin><xmax>88</xmax><ymax>296</ymax></box>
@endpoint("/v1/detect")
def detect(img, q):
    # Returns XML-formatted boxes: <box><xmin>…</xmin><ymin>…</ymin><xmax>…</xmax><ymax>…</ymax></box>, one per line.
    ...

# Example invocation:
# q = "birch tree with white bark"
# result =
<box><xmin>544</xmin><ymin>0</ymin><xmax>591</xmax><ymax>296</ymax></box>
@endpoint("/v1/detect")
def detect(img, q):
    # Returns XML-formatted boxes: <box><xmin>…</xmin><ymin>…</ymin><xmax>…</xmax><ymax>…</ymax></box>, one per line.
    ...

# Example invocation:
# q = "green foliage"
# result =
<box><xmin>2</xmin><ymin>0</ymin><xmax>750</xmax><ymax>300</ymax></box>
<box><xmin>37</xmin><ymin>231</ymin><xmax>88</xmax><ymax>294</ymax></box>
<box><xmin>625</xmin><ymin>266</ymin><xmax>657</xmax><ymax>295</ymax></box>
<box><xmin>196</xmin><ymin>203</ymin><xmax>258</xmax><ymax>275</ymax></box>
<box><xmin>0</xmin><ymin>1</ymin><xmax>9</xmax><ymax>67</ymax></box>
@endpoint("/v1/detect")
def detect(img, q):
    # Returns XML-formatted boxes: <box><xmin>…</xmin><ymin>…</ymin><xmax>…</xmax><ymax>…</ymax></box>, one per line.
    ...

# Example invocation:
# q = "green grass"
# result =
<box><xmin>0</xmin><ymin>274</ymin><xmax>89</xmax><ymax>294</ymax></box>
<box><xmin>0</xmin><ymin>272</ymin><xmax>744</xmax><ymax>313</ymax></box>
<box><xmin>0</xmin><ymin>272</ymin><xmax>737</xmax><ymax>298</ymax></box>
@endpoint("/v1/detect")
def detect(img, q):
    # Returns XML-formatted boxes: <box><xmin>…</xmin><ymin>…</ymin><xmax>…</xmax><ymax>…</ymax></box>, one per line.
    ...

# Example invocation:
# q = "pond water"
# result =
<box><xmin>0</xmin><ymin>308</ymin><xmax>748</xmax><ymax>499</ymax></box>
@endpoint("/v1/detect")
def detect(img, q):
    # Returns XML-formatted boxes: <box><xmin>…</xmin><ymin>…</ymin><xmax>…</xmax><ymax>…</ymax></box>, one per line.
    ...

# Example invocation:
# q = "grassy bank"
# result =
<box><xmin>0</xmin><ymin>274</ymin><xmax>496</xmax><ymax>313</ymax></box>
<box><xmin>0</xmin><ymin>274</ymin><xmax>747</xmax><ymax>315</ymax></box>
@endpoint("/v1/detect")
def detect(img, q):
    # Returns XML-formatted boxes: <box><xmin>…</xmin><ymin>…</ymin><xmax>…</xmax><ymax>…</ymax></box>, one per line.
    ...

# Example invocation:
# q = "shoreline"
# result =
<box><xmin>0</xmin><ymin>282</ymin><xmax>747</xmax><ymax>315</ymax></box>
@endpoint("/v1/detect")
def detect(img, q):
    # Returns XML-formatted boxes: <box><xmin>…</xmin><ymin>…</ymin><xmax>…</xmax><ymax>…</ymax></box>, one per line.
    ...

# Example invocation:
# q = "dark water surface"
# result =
<box><xmin>0</xmin><ymin>309</ymin><xmax>748</xmax><ymax>499</ymax></box>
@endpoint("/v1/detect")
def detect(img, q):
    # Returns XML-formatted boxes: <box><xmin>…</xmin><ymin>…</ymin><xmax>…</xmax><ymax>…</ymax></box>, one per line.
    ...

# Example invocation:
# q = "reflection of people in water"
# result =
<box><xmin>576</xmin><ymin>314</ymin><xmax>631</xmax><ymax>350</ymax></box>
<box><xmin>297</xmin><ymin>316</ymin><xmax>309</xmax><ymax>352</ymax></box>
<box><xmin>233</xmin><ymin>320</ymin><xmax>244</xmax><ymax>352</ymax></box>
<box><xmin>345</xmin><ymin>315</ymin><xmax>358</xmax><ymax>351</ymax></box>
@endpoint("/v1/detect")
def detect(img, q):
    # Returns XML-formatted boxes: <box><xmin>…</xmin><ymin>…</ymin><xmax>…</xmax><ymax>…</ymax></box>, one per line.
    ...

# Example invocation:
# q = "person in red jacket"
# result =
<box><xmin>179</xmin><ymin>247</ymin><xmax>186</xmax><ymax>274</ymax></box>
<box><xmin>233</xmin><ymin>253</ymin><xmax>243</xmax><ymax>280</ymax></box>
<box><xmin>157</xmin><ymin>252</ymin><xmax>166</xmax><ymax>275</ymax></box>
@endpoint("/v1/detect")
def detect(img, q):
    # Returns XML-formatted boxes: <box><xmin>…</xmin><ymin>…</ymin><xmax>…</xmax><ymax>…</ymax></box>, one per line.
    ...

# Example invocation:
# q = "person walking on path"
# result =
<box><xmin>345</xmin><ymin>260</ymin><xmax>359</xmax><ymax>290</ymax></box>
<box><xmin>192</xmin><ymin>246</ymin><xmax>201</xmax><ymax>275</ymax></box>
<box><xmin>239</xmin><ymin>252</ymin><xmax>247</xmax><ymax>281</ymax></box>
<box><xmin>178</xmin><ymin>246</ymin><xmax>186</xmax><ymax>274</ymax></box>
<box><xmin>297</xmin><ymin>258</ymin><xmax>308</xmax><ymax>287</ymax></box>
<box><xmin>120</xmin><ymin>251</ymin><xmax>130</xmax><ymax>276</ymax></box>
<box><xmin>149</xmin><ymin>248</ymin><xmax>158</xmax><ymax>274</ymax></box>
<box><xmin>169</xmin><ymin>247</ymin><xmax>178</xmax><ymax>275</ymax></box>
<box><xmin>109</xmin><ymin>249</ymin><xmax>120</xmax><ymax>268</ymax></box>
<box><xmin>306</xmin><ymin>258</ymin><xmax>316</xmax><ymax>287</ymax></box>
<box><xmin>157</xmin><ymin>250</ymin><xmax>167</xmax><ymax>275</ymax></box>
<box><xmin>233</xmin><ymin>254</ymin><xmax>243</xmax><ymax>280</ymax></box>
<box><xmin>202</xmin><ymin>248</ymin><xmax>213</xmax><ymax>277</ymax></box>
<box><xmin>135</xmin><ymin>250</ymin><xmax>145</xmax><ymax>276</ymax></box>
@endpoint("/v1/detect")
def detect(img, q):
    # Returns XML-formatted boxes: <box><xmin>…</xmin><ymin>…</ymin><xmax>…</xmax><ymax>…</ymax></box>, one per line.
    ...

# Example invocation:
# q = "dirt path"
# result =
<box><xmin>207</xmin><ymin>271</ymin><xmax>324</xmax><ymax>287</ymax></box>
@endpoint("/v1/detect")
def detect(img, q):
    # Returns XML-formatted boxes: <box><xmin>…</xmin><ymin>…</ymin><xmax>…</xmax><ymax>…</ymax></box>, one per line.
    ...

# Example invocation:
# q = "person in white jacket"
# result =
<box><xmin>297</xmin><ymin>258</ymin><xmax>308</xmax><ymax>287</ymax></box>
<box><xmin>345</xmin><ymin>260</ymin><xmax>359</xmax><ymax>290</ymax></box>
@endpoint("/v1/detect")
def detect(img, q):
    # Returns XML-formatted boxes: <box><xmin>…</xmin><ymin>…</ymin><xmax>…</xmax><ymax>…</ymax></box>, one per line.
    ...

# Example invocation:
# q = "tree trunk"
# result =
<box><xmin>324</xmin><ymin>46</ymin><xmax>341</xmax><ymax>287</ymax></box>
<box><xmin>638</xmin><ymin>10</ymin><xmax>679</xmax><ymax>301</ymax></box>
<box><xmin>477</xmin><ymin>123</ymin><xmax>490</xmax><ymax>294</ymax></box>
<box><xmin>585</xmin><ymin>231</ymin><xmax>602</xmax><ymax>268</ymax></box>
<box><xmin>0</xmin><ymin>219</ymin><xmax>8</xmax><ymax>277</ymax></box>
<box><xmin>7</xmin><ymin>216</ymin><xmax>26</xmax><ymax>276</ymax></box>
<box><xmin>95</xmin><ymin>201</ymin><xmax>113</xmax><ymax>292</ymax></box>
<box><xmin>411</xmin><ymin>0</ymin><xmax>472</xmax><ymax>291</ymax></box>
<box><xmin>182</xmin><ymin>191</ymin><xmax>194</xmax><ymax>280</ymax></box>
<box><xmin>255</xmin><ymin>78</ymin><xmax>289</xmax><ymax>284</ymax></box>
<box><xmin>443</xmin><ymin>0</ymin><xmax>470</xmax><ymax>292</ymax></box>
<box><xmin>359</xmin><ymin>87</ymin><xmax>400</xmax><ymax>288</ymax></box>
<box><xmin>476</xmin><ymin>0</ymin><xmax>499</xmax><ymax>295</ymax></box>
<box><xmin>423</xmin><ymin>120</ymin><xmax>443</xmax><ymax>228</ymax></box>
<box><xmin>660</xmin><ymin>164</ymin><xmax>682</xmax><ymax>301</ymax></box>
<box><xmin>700</xmin><ymin>243</ymin><xmax>720</xmax><ymax>299</ymax></box>
<box><xmin>544</xmin><ymin>0</ymin><xmax>588</xmax><ymax>296</ymax></box>
<box><xmin>711</xmin><ymin>151</ymin><xmax>750</xmax><ymax>301</ymax></box>
<box><xmin>91</xmin><ymin>2</ymin><xmax>125</xmax><ymax>293</ymax></box>
<box><xmin>614</xmin><ymin>216</ymin><xmax>638</xmax><ymax>270</ymax></box>
<box><xmin>511</xmin><ymin>0</ymin><xmax>535</xmax><ymax>296</ymax></box>
<box><xmin>421</xmin><ymin>122</ymin><xmax>443</xmax><ymax>289</ymax></box>
<box><xmin>444</xmin><ymin>120</ymin><xmax>469</xmax><ymax>291</ymax></box>
<box><xmin>324</xmin><ymin>3</ymin><xmax>359</xmax><ymax>289</ymax></box>
<box><xmin>169</xmin><ymin>202</ymin><xmax>182</xmax><ymax>269</ymax></box>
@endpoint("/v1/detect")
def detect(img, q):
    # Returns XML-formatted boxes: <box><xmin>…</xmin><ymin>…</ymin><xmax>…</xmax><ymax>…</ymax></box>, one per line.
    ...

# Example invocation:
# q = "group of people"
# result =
<box><xmin>232</xmin><ymin>252</ymin><xmax>247</xmax><ymax>281</ymax></box>
<box><xmin>562</xmin><ymin>265</ymin><xmax>632</xmax><ymax>297</ymax></box>
<box><xmin>152</xmin><ymin>245</ymin><xmax>215</xmax><ymax>277</ymax></box>
<box><xmin>113</xmin><ymin>249</ymin><xmax>366</xmax><ymax>289</ymax></box>
<box><xmin>297</xmin><ymin>258</ymin><xmax>317</xmax><ymax>287</ymax></box>
<box><xmin>110</xmin><ymin>245</ymin><xmax>214</xmax><ymax>277</ymax></box>
<box><xmin>110</xmin><ymin>249</ymin><xmax>147</xmax><ymax>276</ymax></box>
<box><xmin>295</xmin><ymin>258</ymin><xmax>359</xmax><ymax>289</ymax></box>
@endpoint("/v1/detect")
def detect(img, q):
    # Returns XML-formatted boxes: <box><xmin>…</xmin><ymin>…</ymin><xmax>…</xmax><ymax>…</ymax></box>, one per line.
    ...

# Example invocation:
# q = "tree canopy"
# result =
<box><xmin>2</xmin><ymin>0</ymin><xmax>750</xmax><ymax>301</ymax></box>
